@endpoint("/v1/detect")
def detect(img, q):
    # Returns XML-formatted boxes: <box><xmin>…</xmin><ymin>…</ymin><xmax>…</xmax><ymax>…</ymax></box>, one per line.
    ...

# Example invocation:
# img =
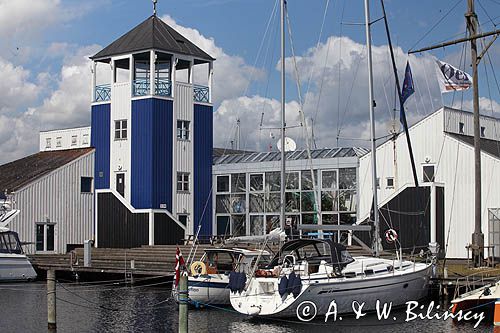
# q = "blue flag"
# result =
<box><xmin>401</xmin><ymin>61</ymin><xmax>414</xmax><ymax>105</ymax></box>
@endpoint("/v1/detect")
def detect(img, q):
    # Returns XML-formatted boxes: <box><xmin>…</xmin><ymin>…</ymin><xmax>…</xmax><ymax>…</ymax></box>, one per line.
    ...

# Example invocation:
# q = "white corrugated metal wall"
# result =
<box><xmin>8</xmin><ymin>152</ymin><xmax>94</xmax><ymax>254</ymax></box>
<box><xmin>174</xmin><ymin>82</ymin><xmax>194</xmax><ymax>232</ymax></box>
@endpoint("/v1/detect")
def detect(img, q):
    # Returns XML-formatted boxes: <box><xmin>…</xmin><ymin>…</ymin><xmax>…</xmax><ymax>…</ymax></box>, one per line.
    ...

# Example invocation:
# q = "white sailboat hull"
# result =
<box><xmin>231</xmin><ymin>261</ymin><xmax>432</xmax><ymax>318</ymax></box>
<box><xmin>0</xmin><ymin>253</ymin><xmax>37</xmax><ymax>282</ymax></box>
<box><xmin>187</xmin><ymin>275</ymin><xmax>230</xmax><ymax>305</ymax></box>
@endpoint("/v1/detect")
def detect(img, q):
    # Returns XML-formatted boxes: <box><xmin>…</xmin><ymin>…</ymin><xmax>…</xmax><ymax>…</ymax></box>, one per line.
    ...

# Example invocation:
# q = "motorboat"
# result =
<box><xmin>178</xmin><ymin>247</ymin><xmax>272</xmax><ymax>306</ymax></box>
<box><xmin>0</xmin><ymin>193</ymin><xmax>37</xmax><ymax>282</ymax></box>
<box><xmin>230</xmin><ymin>239</ymin><xmax>432</xmax><ymax>318</ymax></box>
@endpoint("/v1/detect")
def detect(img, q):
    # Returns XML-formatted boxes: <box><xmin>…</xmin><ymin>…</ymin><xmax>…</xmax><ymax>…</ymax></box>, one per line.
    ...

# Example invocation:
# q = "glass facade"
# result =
<box><xmin>214</xmin><ymin>168</ymin><xmax>358</xmax><ymax>237</ymax></box>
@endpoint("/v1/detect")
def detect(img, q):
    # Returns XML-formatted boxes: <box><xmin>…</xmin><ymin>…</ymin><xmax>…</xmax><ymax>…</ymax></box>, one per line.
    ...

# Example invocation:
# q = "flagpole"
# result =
<box><xmin>380</xmin><ymin>0</ymin><xmax>419</xmax><ymax>188</ymax></box>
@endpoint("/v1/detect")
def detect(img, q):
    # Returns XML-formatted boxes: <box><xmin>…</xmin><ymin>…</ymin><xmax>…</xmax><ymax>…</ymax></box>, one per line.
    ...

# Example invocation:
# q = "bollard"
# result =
<box><xmin>47</xmin><ymin>269</ymin><xmax>57</xmax><ymax>330</ymax></box>
<box><xmin>178</xmin><ymin>274</ymin><xmax>188</xmax><ymax>333</ymax></box>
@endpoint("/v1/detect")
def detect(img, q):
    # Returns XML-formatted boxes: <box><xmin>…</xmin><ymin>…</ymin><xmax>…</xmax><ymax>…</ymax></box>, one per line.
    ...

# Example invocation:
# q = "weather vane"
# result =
<box><xmin>153</xmin><ymin>0</ymin><xmax>157</xmax><ymax>16</ymax></box>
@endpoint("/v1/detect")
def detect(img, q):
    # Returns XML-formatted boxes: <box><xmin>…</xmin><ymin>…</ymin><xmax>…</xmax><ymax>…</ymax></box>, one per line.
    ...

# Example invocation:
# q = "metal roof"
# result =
<box><xmin>446</xmin><ymin>132</ymin><xmax>500</xmax><ymax>159</ymax></box>
<box><xmin>91</xmin><ymin>15</ymin><xmax>214</xmax><ymax>62</ymax></box>
<box><xmin>0</xmin><ymin>148</ymin><xmax>94</xmax><ymax>193</ymax></box>
<box><xmin>213</xmin><ymin>147</ymin><xmax>368</xmax><ymax>165</ymax></box>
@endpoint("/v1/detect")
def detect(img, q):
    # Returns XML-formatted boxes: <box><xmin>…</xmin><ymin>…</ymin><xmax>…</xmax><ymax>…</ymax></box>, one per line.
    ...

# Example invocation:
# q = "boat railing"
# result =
<box><xmin>452</xmin><ymin>268</ymin><xmax>500</xmax><ymax>299</ymax></box>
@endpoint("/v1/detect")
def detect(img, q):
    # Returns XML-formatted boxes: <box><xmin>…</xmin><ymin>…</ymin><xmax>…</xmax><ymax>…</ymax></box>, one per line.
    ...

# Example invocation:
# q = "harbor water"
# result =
<box><xmin>0</xmin><ymin>281</ymin><xmax>494</xmax><ymax>332</ymax></box>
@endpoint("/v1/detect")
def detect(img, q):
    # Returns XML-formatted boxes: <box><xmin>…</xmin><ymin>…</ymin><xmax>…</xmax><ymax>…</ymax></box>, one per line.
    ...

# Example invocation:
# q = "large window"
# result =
<box><xmin>177</xmin><ymin>172</ymin><xmax>190</xmax><ymax>192</ymax></box>
<box><xmin>250</xmin><ymin>174</ymin><xmax>263</xmax><ymax>192</ymax></box>
<box><xmin>115</xmin><ymin>120</ymin><xmax>128</xmax><ymax>140</ymax></box>
<box><xmin>177</xmin><ymin>120</ymin><xmax>190</xmax><ymax>140</ymax></box>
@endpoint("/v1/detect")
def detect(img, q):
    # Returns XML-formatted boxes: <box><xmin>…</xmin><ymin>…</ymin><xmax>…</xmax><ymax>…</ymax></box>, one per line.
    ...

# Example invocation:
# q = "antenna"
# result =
<box><xmin>153</xmin><ymin>0</ymin><xmax>158</xmax><ymax>16</ymax></box>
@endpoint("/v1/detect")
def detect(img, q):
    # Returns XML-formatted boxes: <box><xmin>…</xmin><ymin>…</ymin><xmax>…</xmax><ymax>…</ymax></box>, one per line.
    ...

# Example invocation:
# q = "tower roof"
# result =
<box><xmin>91</xmin><ymin>15</ymin><xmax>214</xmax><ymax>62</ymax></box>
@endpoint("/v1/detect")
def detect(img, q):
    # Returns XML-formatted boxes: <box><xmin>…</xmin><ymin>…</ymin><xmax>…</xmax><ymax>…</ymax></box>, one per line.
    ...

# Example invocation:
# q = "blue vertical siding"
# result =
<box><xmin>194</xmin><ymin>103</ymin><xmax>213</xmax><ymax>236</ymax></box>
<box><xmin>131</xmin><ymin>98</ymin><xmax>172</xmax><ymax>209</ymax></box>
<box><xmin>91</xmin><ymin>103</ymin><xmax>110</xmax><ymax>189</ymax></box>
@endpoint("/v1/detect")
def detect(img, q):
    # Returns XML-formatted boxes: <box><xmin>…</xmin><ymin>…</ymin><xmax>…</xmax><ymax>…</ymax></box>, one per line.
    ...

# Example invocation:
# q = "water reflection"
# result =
<box><xmin>0</xmin><ymin>282</ymin><xmax>494</xmax><ymax>332</ymax></box>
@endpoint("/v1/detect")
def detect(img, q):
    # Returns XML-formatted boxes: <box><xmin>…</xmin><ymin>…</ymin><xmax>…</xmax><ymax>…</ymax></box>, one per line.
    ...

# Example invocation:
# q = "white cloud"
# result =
<box><xmin>0</xmin><ymin>45</ymin><xmax>100</xmax><ymax>164</ymax></box>
<box><xmin>161</xmin><ymin>15</ymin><xmax>264</xmax><ymax>104</ymax></box>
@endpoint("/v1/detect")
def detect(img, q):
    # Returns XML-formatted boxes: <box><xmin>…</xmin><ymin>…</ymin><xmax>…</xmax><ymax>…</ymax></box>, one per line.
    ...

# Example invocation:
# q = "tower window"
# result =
<box><xmin>459</xmin><ymin>122</ymin><xmax>465</xmax><ymax>134</ymax></box>
<box><xmin>115</xmin><ymin>120</ymin><xmax>128</xmax><ymax>140</ymax></box>
<box><xmin>177</xmin><ymin>172</ymin><xmax>190</xmax><ymax>192</ymax></box>
<box><xmin>481</xmin><ymin>126</ymin><xmax>486</xmax><ymax>137</ymax></box>
<box><xmin>177</xmin><ymin>120</ymin><xmax>190</xmax><ymax>140</ymax></box>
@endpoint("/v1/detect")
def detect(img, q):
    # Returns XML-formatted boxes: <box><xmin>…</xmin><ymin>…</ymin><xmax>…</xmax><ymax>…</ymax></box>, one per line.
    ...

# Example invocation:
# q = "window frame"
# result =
<box><xmin>35</xmin><ymin>222</ymin><xmax>56</xmax><ymax>252</ymax></box>
<box><xmin>422</xmin><ymin>164</ymin><xmax>436</xmax><ymax>183</ymax></box>
<box><xmin>176</xmin><ymin>120</ymin><xmax>190</xmax><ymax>141</ymax></box>
<box><xmin>114</xmin><ymin>119</ymin><xmax>128</xmax><ymax>140</ymax></box>
<box><xmin>80</xmin><ymin>177</ymin><xmax>93</xmax><ymax>193</ymax></box>
<box><xmin>176</xmin><ymin>172</ymin><xmax>190</xmax><ymax>193</ymax></box>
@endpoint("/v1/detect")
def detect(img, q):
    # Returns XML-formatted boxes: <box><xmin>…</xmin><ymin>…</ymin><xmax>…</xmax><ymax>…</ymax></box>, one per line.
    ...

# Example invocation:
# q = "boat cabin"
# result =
<box><xmin>199</xmin><ymin>248</ymin><xmax>271</xmax><ymax>274</ymax></box>
<box><xmin>0</xmin><ymin>230</ymin><xmax>24</xmax><ymax>255</ymax></box>
<box><xmin>268</xmin><ymin>239</ymin><xmax>354</xmax><ymax>274</ymax></box>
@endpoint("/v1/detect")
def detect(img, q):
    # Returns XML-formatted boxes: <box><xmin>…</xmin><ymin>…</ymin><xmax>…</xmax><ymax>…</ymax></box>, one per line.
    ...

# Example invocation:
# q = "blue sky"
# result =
<box><xmin>1</xmin><ymin>0</ymin><xmax>499</xmax><ymax>163</ymax></box>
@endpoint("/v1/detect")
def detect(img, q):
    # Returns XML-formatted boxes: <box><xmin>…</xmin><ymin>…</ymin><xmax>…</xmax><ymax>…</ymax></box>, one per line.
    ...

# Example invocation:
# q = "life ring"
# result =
<box><xmin>385</xmin><ymin>229</ymin><xmax>398</xmax><ymax>243</ymax></box>
<box><xmin>190</xmin><ymin>261</ymin><xmax>207</xmax><ymax>276</ymax></box>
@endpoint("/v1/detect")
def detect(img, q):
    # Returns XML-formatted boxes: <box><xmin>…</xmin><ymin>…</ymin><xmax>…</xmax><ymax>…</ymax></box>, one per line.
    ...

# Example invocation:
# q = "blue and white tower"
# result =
<box><xmin>90</xmin><ymin>14</ymin><xmax>214</xmax><ymax>247</ymax></box>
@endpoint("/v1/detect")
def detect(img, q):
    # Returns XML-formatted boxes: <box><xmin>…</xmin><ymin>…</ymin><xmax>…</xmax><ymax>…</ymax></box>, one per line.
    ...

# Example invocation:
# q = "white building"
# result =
<box><xmin>212</xmin><ymin>147</ymin><xmax>368</xmax><ymax>239</ymax></box>
<box><xmin>39</xmin><ymin>126</ymin><xmax>91</xmax><ymax>151</ymax></box>
<box><xmin>0</xmin><ymin>145</ymin><xmax>94</xmax><ymax>254</ymax></box>
<box><xmin>359</xmin><ymin>107</ymin><xmax>500</xmax><ymax>259</ymax></box>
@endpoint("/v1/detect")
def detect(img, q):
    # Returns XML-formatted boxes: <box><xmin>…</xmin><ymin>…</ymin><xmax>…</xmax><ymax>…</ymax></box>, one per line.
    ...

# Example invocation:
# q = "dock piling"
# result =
<box><xmin>178</xmin><ymin>274</ymin><xmax>188</xmax><ymax>333</ymax></box>
<box><xmin>47</xmin><ymin>269</ymin><xmax>57</xmax><ymax>330</ymax></box>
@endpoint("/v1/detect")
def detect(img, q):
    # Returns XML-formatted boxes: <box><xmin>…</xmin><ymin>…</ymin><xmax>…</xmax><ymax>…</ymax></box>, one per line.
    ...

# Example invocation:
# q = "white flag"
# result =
<box><xmin>435</xmin><ymin>60</ymin><xmax>473</xmax><ymax>93</ymax></box>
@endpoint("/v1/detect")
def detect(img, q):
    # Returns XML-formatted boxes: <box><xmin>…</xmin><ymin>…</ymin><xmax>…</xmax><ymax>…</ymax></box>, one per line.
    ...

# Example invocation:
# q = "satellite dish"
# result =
<box><xmin>277</xmin><ymin>137</ymin><xmax>297</xmax><ymax>152</ymax></box>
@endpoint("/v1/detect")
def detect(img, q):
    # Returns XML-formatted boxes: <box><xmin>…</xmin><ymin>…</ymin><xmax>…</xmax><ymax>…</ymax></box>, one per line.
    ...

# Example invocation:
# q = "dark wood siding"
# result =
<box><xmin>436</xmin><ymin>186</ymin><xmax>445</xmax><ymax>258</ymax></box>
<box><xmin>354</xmin><ymin>187</ymin><xmax>432</xmax><ymax>253</ymax></box>
<box><xmin>154</xmin><ymin>213</ymin><xmax>184</xmax><ymax>245</ymax></box>
<box><xmin>97</xmin><ymin>192</ymin><xmax>148</xmax><ymax>248</ymax></box>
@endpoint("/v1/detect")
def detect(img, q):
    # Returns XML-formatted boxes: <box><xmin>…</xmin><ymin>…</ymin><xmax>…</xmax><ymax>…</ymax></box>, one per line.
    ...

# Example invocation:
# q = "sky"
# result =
<box><xmin>0</xmin><ymin>0</ymin><xmax>499</xmax><ymax>164</ymax></box>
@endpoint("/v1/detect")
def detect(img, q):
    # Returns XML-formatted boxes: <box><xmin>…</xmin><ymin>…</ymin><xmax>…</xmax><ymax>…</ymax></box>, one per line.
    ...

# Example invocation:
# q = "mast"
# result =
<box><xmin>408</xmin><ymin>0</ymin><xmax>500</xmax><ymax>267</ymax></box>
<box><xmin>280</xmin><ymin>0</ymin><xmax>286</xmax><ymax>230</ymax></box>
<box><xmin>467</xmin><ymin>0</ymin><xmax>484</xmax><ymax>267</ymax></box>
<box><xmin>364</xmin><ymin>0</ymin><xmax>381</xmax><ymax>256</ymax></box>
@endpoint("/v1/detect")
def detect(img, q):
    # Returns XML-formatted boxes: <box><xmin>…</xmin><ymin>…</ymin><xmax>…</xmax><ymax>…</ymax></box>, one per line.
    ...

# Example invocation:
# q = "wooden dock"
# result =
<box><xmin>28</xmin><ymin>244</ymin><xmax>376</xmax><ymax>279</ymax></box>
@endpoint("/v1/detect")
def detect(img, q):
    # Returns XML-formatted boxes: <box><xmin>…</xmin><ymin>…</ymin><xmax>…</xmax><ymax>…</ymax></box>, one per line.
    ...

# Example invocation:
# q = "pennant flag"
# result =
<box><xmin>435</xmin><ymin>60</ymin><xmax>472</xmax><ymax>93</ymax></box>
<box><xmin>401</xmin><ymin>61</ymin><xmax>415</xmax><ymax>105</ymax></box>
<box><xmin>174</xmin><ymin>247</ymin><xmax>185</xmax><ymax>287</ymax></box>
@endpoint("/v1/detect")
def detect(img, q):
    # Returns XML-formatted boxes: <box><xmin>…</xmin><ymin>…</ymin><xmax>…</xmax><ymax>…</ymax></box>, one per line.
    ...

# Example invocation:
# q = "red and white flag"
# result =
<box><xmin>174</xmin><ymin>247</ymin><xmax>185</xmax><ymax>287</ymax></box>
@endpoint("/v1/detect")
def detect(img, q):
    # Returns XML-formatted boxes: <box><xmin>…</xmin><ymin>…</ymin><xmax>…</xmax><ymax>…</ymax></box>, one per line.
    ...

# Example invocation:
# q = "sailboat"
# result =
<box><xmin>229</xmin><ymin>0</ymin><xmax>433</xmax><ymax>318</ymax></box>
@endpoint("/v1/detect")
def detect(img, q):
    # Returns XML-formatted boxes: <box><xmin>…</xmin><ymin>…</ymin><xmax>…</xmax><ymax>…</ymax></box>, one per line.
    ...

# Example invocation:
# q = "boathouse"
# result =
<box><xmin>0</xmin><ymin>138</ymin><xmax>94</xmax><ymax>254</ymax></box>
<box><xmin>358</xmin><ymin>107</ymin><xmax>500</xmax><ymax>259</ymax></box>
<box><xmin>90</xmin><ymin>14</ymin><xmax>214</xmax><ymax>247</ymax></box>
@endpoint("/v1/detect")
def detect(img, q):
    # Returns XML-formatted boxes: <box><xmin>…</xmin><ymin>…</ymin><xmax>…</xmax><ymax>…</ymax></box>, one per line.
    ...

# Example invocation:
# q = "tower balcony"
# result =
<box><xmin>91</xmin><ymin>50</ymin><xmax>213</xmax><ymax>104</ymax></box>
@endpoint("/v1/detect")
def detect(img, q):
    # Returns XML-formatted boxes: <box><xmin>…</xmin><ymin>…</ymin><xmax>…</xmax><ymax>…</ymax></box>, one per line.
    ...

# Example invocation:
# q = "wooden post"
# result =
<box><xmin>178</xmin><ymin>274</ymin><xmax>188</xmax><ymax>333</ymax></box>
<box><xmin>47</xmin><ymin>270</ymin><xmax>56</xmax><ymax>330</ymax></box>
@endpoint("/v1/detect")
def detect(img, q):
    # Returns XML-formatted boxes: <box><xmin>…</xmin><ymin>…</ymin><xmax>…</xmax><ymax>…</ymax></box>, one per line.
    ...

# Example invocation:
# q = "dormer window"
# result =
<box><xmin>459</xmin><ymin>122</ymin><xmax>465</xmax><ymax>134</ymax></box>
<box><xmin>45</xmin><ymin>138</ymin><xmax>52</xmax><ymax>149</ymax></box>
<box><xmin>56</xmin><ymin>137</ymin><xmax>62</xmax><ymax>148</ymax></box>
<box><xmin>481</xmin><ymin>126</ymin><xmax>486</xmax><ymax>137</ymax></box>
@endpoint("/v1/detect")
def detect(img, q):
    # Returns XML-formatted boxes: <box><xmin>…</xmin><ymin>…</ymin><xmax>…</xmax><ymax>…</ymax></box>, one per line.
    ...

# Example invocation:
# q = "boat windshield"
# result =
<box><xmin>0</xmin><ymin>231</ymin><xmax>23</xmax><ymax>254</ymax></box>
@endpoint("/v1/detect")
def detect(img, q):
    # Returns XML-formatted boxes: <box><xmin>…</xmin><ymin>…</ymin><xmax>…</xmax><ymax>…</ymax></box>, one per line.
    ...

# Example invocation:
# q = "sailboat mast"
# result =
<box><xmin>364</xmin><ymin>0</ymin><xmax>381</xmax><ymax>256</ymax></box>
<box><xmin>280</xmin><ymin>0</ymin><xmax>286</xmax><ymax>230</ymax></box>
<box><xmin>467</xmin><ymin>0</ymin><xmax>484</xmax><ymax>267</ymax></box>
